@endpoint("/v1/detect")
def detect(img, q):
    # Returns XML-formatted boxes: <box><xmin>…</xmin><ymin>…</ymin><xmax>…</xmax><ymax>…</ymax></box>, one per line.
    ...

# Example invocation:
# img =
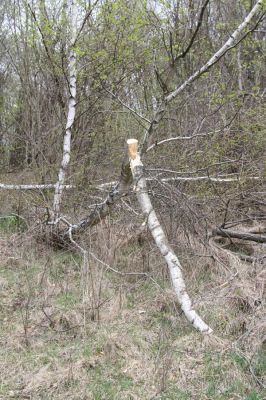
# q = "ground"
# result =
<box><xmin>0</xmin><ymin>210</ymin><xmax>265</xmax><ymax>400</ymax></box>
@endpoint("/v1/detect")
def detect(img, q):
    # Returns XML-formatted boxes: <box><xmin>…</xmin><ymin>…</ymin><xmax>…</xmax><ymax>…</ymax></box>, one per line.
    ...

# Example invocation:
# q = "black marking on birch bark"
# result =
<box><xmin>129</xmin><ymin>147</ymin><xmax>213</xmax><ymax>331</ymax></box>
<box><xmin>161</xmin><ymin>249</ymin><xmax>170</xmax><ymax>257</ymax></box>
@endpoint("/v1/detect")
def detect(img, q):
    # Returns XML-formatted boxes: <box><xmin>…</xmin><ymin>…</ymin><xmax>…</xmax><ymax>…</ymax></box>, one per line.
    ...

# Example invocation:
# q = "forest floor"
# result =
<box><xmin>0</xmin><ymin>231</ymin><xmax>265</xmax><ymax>399</ymax></box>
<box><xmin>0</xmin><ymin>187</ymin><xmax>265</xmax><ymax>400</ymax></box>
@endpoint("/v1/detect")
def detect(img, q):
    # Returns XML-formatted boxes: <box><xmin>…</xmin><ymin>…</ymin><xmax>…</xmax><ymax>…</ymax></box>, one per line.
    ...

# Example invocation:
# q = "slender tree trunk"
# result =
<box><xmin>52</xmin><ymin>0</ymin><xmax>77</xmax><ymax>221</ymax></box>
<box><xmin>127</xmin><ymin>139</ymin><xmax>212</xmax><ymax>333</ymax></box>
<box><xmin>237</xmin><ymin>47</ymin><xmax>243</xmax><ymax>92</ymax></box>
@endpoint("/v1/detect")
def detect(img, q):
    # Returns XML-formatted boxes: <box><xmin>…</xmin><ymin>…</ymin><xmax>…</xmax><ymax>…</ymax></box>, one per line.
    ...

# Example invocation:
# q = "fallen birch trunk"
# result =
<box><xmin>149</xmin><ymin>176</ymin><xmax>261</xmax><ymax>183</ymax></box>
<box><xmin>0</xmin><ymin>183</ymin><xmax>74</xmax><ymax>190</ymax></box>
<box><xmin>127</xmin><ymin>139</ymin><xmax>212</xmax><ymax>334</ymax></box>
<box><xmin>1</xmin><ymin>174</ymin><xmax>261</xmax><ymax>191</ymax></box>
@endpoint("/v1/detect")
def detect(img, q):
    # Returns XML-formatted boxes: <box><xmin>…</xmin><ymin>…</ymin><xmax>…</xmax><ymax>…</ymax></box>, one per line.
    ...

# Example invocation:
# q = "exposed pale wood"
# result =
<box><xmin>127</xmin><ymin>139</ymin><xmax>139</xmax><ymax>160</ymax></box>
<box><xmin>128</xmin><ymin>139</ymin><xmax>212</xmax><ymax>333</ymax></box>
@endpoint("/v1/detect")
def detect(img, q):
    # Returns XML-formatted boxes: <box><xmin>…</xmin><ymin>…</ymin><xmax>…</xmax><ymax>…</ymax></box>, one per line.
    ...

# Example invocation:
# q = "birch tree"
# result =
<box><xmin>141</xmin><ymin>0</ymin><xmax>265</xmax><ymax>154</ymax></box>
<box><xmin>128</xmin><ymin>139</ymin><xmax>212</xmax><ymax>333</ymax></box>
<box><xmin>52</xmin><ymin>0</ymin><xmax>78</xmax><ymax>222</ymax></box>
<box><xmin>0</xmin><ymin>0</ymin><xmax>265</xmax><ymax>337</ymax></box>
<box><xmin>56</xmin><ymin>0</ymin><xmax>265</xmax><ymax>240</ymax></box>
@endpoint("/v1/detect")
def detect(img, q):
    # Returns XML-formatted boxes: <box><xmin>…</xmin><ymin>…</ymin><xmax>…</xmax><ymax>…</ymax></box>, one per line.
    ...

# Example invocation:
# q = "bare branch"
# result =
<box><xmin>27</xmin><ymin>2</ymin><xmax>66</xmax><ymax>109</ymax></box>
<box><xmin>146</xmin><ymin>130</ymin><xmax>221</xmax><ymax>152</ymax></box>
<box><xmin>73</xmin><ymin>0</ymin><xmax>100</xmax><ymax>46</ymax></box>
<box><xmin>174</xmin><ymin>0</ymin><xmax>210</xmax><ymax>63</ymax></box>
<box><xmin>104</xmin><ymin>87</ymin><xmax>151</xmax><ymax>125</ymax></box>
<box><xmin>141</xmin><ymin>0</ymin><xmax>265</xmax><ymax>154</ymax></box>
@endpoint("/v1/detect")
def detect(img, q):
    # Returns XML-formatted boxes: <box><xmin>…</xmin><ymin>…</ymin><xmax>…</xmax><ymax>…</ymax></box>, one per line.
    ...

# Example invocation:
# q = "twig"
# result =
<box><xmin>104</xmin><ymin>87</ymin><xmax>151</xmax><ymax>124</ymax></box>
<box><xmin>146</xmin><ymin>130</ymin><xmax>220</xmax><ymax>152</ymax></box>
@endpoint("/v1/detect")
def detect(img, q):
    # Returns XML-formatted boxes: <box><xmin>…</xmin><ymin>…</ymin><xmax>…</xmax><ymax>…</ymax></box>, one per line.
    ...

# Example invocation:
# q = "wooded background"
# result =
<box><xmin>0</xmin><ymin>1</ymin><xmax>265</xmax><ymax>399</ymax></box>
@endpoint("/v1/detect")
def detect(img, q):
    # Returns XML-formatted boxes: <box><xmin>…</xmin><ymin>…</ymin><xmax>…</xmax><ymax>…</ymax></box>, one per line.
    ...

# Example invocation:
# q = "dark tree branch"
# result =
<box><xmin>174</xmin><ymin>0</ymin><xmax>210</xmax><ymax>63</ymax></box>
<box><xmin>212</xmin><ymin>227</ymin><xmax>266</xmax><ymax>243</ymax></box>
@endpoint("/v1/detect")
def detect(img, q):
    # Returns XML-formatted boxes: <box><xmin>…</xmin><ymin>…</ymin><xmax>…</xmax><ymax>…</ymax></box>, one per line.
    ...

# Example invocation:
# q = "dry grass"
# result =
<box><xmin>0</xmin><ymin>202</ymin><xmax>265</xmax><ymax>399</ymax></box>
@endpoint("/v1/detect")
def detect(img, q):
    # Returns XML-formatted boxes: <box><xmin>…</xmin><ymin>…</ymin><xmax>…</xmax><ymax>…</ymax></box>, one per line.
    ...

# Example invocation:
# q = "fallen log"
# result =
<box><xmin>212</xmin><ymin>227</ymin><xmax>266</xmax><ymax>244</ymax></box>
<box><xmin>0</xmin><ymin>174</ymin><xmax>261</xmax><ymax>191</ymax></box>
<box><xmin>128</xmin><ymin>138</ymin><xmax>212</xmax><ymax>334</ymax></box>
<box><xmin>55</xmin><ymin>158</ymin><xmax>133</xmax><ymax>244</ymax></box>
<box><xmin>0</xmin><ymin>183</ymin><xmax>74</xmax><ymax>190</ymax></box>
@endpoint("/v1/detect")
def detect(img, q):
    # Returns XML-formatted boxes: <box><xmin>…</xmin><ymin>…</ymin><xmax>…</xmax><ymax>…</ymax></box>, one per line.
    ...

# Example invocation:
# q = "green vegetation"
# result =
<box><xmin>0</xmin><ymin>0</ymin><xmax>265</xmax><ymax>399</ymax></box>
<box><xmin>0</xmin><ymin>236</ymin><xmax>264</xmax><ymax>399</ymax></box>
<box><xmin>0</xmin><ymin>214</ymin><xmax>26</xmax><ymax>234</ymax></box>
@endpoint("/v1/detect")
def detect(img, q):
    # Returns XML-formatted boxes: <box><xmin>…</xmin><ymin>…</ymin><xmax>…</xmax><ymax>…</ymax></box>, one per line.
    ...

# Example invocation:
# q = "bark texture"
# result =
<box><xmin>128</xmin><ymin>139</ymin><xmax>212</xmax><ymax>333</ymax></box>
<box><xmin>212</xmin><ymin>228</ymin><xmax>266</xmax><ymax>244</ymax></box>
<box><xmin>57</xmin><ymin>160</ymin><xmax>133</xmax><ymax>244</ymax></box>
<box><xmin>52</xmin><ymin>0</ymin><xmax>77</xmax><ymax>220</ymax></box>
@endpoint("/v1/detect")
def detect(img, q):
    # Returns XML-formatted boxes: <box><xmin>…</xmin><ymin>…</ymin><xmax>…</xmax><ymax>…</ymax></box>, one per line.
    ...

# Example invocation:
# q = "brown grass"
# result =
<box><xmin>0</xmin><ymin>202</ymin><xmax>265</xmax><ymax>399</ymax></box>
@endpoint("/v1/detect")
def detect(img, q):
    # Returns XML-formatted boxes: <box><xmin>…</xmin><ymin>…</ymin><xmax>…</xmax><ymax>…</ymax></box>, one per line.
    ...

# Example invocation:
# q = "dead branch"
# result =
<box><xmin>0</xmin><ymin>183</ymin><xmax>74</xmax><ymax>190</ymax></box>
<box><xmin>212</xmin><ymin>227</ymin><xmax>266</xmax><ymax>244</ymax></box>
<box><xmin>0</xmin><ymin>173</ymin><xmax>261</xmax><ymax>192</ymax></box>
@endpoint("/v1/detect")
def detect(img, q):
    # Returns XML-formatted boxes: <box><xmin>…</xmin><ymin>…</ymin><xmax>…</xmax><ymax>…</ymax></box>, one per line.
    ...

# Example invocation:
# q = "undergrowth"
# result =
<box><xmin>0</xmin><ymin>223</ymin><xmax>265</xmax><ymax>399</ymax></box>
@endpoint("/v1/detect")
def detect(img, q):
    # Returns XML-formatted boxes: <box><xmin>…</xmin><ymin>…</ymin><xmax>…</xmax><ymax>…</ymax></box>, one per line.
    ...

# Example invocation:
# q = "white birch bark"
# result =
<box><xmin>0</xmin><ymin>174</ymin><xmax>260</xmax><ymax>191</ymax></box>
<box><xmin>127</xmin><ymin>139</ymin><xmax>212</xmax><ymax>334</ymax></box>
<box><xmin>151</xmin><ymin>176</ymin><xmax>260</xmax><ymax>183</ymax></box>
<box><xmin>52</xmin><ymin>0</ymin><xmax>77</xmax><ymax>220</ymax></box>
<box><xmin>141</xmin><ymin>0</ymin><xmax>264</xmax><ymax>153</ymax></box>
<box><xmin>237</xmin><ymin>47</ymin><xmax>243</xmax><ymax>92</ymax></box>
<box><xmin>0</xmin><ymin>183</ymin><xmax>73</xmax><ymax>190</ymax></box>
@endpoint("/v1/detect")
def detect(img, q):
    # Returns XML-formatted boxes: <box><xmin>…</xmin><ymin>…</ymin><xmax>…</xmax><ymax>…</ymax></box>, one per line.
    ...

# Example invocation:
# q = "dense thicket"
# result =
<box><xmin>0</xmin><ymin>0</ymin><xmax>265</xmax><ymax>251</ymax></box>
<box><xmin>0</xmin><ymin>3</ymin><xmax>265</xmax><ymax>396</ymax></box>
<box><xmin>1</xmin><ymin>1</ymin><xmax>265</xmax><ymax>174</ymax></box>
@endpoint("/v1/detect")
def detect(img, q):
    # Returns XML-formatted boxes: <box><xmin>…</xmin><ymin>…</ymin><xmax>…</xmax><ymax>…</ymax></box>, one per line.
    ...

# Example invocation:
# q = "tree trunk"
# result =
<box><xmin>52</xmin><ymin>0</ymin><xmax>77</xmax><ymax>221</ymax></box>
<box><xmin>57</xmin><ymin>159</ymin><xmax>133</xmax><ymax>244</ymax></box>
<box><xmin>127</xmin><ymin>139</ymin><xmax>212</xmax><ymax>334</ymax></box>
